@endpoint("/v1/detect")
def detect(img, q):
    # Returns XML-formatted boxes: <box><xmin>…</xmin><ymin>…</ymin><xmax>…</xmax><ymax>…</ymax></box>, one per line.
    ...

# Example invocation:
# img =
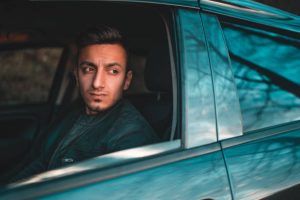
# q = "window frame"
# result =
<box><xmin>3</xmin><ymin>1</ymin><xmax>179</xmax><ymax>188</ymax></box>
<box><xmin>0</xmin><ymin>4</ymin><xmax>227</xmax><ymax>199</ymax></box>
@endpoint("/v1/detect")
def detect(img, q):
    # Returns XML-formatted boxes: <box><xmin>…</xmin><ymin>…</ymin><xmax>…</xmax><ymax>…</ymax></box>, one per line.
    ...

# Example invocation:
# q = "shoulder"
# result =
<box><xmin>105</xmin><ymin>99</ymin><xmax>159</xmax><ymax>152</ymax></box>
<box><xmin>117</xmin><ymin>99</ymin><xmax>153</xmax><ymax>132</ymax></box>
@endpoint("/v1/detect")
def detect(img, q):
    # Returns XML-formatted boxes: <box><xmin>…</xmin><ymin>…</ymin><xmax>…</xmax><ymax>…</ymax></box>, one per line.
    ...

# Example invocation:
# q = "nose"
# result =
<box><xmin>92</xmin><ymin>69</ymin><xmax>105</xmax><ymax>89</ymax></box>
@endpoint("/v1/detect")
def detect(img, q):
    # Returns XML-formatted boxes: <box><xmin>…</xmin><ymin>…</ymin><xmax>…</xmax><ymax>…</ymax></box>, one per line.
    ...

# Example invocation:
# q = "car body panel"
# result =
<box><xmin>222</xmin><ymin>124</ymin><xmax>300</xmax><ymax>199</ymax></box>
<box><xmin>1</xmin><ymin>142</ymin><xmax>231</xmax><ymax>200</ymax></box>
<box><xmin>37</xmin><ymin>144</ymin><xmax>230</xmax><ymax>200</ymax></box>
<box><xmin>178</xmin><ymin>9</ymin><xmax>218</xmax><ymax>148</ymax></box>
<box><xmin>9</xmin><ymin>140</ymin><xmax>182</xmax><ymax>188</ymax></box>
<box><xmin>200</xmin><ymin>12</ymin><xmax>243</xmax><ymax>140</ymax></box>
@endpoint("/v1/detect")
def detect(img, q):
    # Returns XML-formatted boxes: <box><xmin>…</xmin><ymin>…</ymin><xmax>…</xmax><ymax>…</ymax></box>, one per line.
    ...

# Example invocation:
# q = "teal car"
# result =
<box><xmin>0</xmin><ymin>0</ymin><xmax>300</xmax><ymax>199</ymax></box>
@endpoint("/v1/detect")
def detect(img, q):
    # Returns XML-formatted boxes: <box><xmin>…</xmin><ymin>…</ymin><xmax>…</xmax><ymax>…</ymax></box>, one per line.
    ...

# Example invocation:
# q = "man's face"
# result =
<box><xmin>75</xmin><ymin>44</ymin><xmax>132</xmax><ymax>115</ymax></box>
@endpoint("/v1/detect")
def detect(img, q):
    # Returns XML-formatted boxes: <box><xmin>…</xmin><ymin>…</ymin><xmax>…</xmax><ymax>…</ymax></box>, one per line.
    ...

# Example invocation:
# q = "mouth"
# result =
<box><xmin>89</xmin><ymin>92</ymin><xmax>108</xmax><ymax>97</ymax></box>
<box><xmin>89</xmin><ymin>92</ymin><xmax>108</xmax><ymax>103</ymax></box>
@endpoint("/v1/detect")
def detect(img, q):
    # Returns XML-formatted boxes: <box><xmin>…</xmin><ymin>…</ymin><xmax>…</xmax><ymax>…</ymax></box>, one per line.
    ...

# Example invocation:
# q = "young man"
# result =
<box><xmin>11</xmin><ymin>25</ymin><xmax>158</xmax><ymax>181</ymax></box>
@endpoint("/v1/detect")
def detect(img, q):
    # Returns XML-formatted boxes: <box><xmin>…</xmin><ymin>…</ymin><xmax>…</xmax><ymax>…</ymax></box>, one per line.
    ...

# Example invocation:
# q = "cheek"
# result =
<box><xmin>108</xmin><ymin>78</ymin><xmax>125</xmax><ymax>94</ymax></box>
<box><xmin>79</xmin><ymin>76</ymin><xmax>92</xmax><ymax>90</ymax></box>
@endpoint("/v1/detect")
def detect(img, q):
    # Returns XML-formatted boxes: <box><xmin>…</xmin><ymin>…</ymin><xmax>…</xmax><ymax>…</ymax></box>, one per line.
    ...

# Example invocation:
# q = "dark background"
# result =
<box><xmin>256</xmin><ymin>0</ymin><xmax>300</xmax><ymax>15</ymax></box>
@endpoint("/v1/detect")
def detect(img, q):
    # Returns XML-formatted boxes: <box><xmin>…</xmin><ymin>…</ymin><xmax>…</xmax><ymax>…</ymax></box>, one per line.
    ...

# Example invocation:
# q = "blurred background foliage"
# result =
<box><xmin>0</xmin><ymin>48</ymin><xmax>62</xmax><ymax>105</ymax></box>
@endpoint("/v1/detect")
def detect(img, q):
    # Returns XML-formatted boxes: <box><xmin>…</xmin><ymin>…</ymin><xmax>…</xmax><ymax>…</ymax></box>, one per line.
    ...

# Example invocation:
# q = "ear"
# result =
<box><xmin>123</xmin><ymin>70</ymin><xmax>133</xmax><ymax>90</ymax></box>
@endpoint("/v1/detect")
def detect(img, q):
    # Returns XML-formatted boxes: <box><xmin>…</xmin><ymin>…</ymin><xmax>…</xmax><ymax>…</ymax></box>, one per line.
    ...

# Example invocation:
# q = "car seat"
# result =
<box><xmin>128</xmin><ymin>40</ymin><xmax>173</xmax><ymax>141</ymax></box>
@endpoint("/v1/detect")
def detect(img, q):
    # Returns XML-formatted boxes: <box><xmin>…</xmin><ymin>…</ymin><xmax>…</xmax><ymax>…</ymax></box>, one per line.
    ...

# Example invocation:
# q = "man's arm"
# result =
<box><xmin>106</xmin><ymin>125</ymin><xmax>159</xmax><ymax>153</ymax></box>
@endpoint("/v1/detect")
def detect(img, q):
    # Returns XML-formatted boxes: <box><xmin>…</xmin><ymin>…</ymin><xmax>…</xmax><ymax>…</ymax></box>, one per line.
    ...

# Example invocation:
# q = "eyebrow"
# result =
<box><xmin>78</xmin><ymin>61</ymin><xmax>124</xmax><ymax>69</ymax></box>
<box><xmin>79</xmin><ymin>61</ymin><xmax>96</xmax><ymax>68</ymax></box>
<box><xmin>105</xmin><ymin>62</ymin><xmax>123</xmax><ymax>68</ymax></box>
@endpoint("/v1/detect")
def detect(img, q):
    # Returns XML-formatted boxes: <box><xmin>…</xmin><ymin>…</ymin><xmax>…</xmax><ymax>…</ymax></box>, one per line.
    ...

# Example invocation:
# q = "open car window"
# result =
<box><xmin>0</xmin><ymin>2</ymin><xmax>180</xmax><ymax>186</ymax></box>
<box><xmin>0</xmin><ymin>3</ymin><xmax>225</xmax><ymax>199</ymax></box>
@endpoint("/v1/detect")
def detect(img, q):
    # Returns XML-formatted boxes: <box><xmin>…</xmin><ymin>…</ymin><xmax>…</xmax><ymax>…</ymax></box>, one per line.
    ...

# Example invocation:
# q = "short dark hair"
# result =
<box><xmin>75</xmin><ymin>25</ymin><xmax>130</xmax><ymax>70</ymax></box>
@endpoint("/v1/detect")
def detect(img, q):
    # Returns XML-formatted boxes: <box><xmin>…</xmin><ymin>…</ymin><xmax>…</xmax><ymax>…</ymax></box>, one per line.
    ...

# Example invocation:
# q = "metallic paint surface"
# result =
<box><xmin>178</xmin><ymin>9</ymin><xmax>217</xmax><ymax>148</ymax></box>
<box><xmin>201</xmin><ymin>12</ymin><xmax>243</xmax><ymax>140</ymax></box>
<box><xmin>40</xmin><ymin>146</ymin><xmax>231</xmax><ymax>200</ymax></box>
<box><xmin>8</xmin><ymin>141</ymin><xmax>181</xmax><ymax>188</ymax></box>
<box><xmin>222</xmin><ymin>128</ymin><xmax>300</xmax><ymax>199</ymax></box>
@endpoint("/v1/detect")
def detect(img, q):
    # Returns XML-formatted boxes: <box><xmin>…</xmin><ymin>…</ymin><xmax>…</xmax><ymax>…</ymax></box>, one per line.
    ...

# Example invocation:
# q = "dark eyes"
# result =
<box><xmin>81</xmin><ymin>66</ymin><xmax>95</xmax><ymax>74</ymax></box>
<box><xmin>108</xmin><ymin>69</ymin><xmax>119</xmax><ymax>75</ymax></box>
<box><xmin>80</xmin><ymin>66</ymin><xmax>119</xmax><ymax>75</ymax></box>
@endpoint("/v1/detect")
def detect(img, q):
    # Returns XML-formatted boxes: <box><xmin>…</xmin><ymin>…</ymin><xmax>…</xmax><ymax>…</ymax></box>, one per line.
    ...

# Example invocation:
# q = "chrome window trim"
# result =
<box><xmin>176</xmin><ymin>9</ymin><xmax>186</xmax><ymax>148</ymax></box>
<box><xmin>161</xmin><ymin>11</ymin><xmax>178</xmax><ymax>141</ymax></box>
<box><xmin>2</xmin><ymin>141</ymin><xmax>222</xmax><ymax>200</ymax></box>
<box><xmin>221</xmin><ymin>120</ymin><xmax>300</xmax><ymax>149</ymax></box>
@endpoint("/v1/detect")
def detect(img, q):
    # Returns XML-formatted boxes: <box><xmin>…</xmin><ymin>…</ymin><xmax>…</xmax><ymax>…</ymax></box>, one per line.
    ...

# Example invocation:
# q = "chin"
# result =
<box><xmin>85</xmin><ymin>98</ymin><xmax>116</xmax><ymax>113</ymax></box>
<box><xmin>89</xmin><ymin>103</ymin><xmax>109</xmax><ymax>112</ymax></box>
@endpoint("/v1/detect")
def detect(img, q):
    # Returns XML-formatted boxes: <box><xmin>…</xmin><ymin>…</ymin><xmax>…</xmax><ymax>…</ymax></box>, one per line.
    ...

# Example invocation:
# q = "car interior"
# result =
<box><xmin>0</xmin><ymin>2</ymin><xmax>177</xmax><ymax>184</ymax></box>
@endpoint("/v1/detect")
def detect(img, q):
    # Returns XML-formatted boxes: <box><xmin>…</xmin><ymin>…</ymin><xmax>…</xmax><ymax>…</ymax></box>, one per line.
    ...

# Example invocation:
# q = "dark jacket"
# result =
<box><xmin>12</xmin><ymin>99</ymin><xmax>158</xmax><ymax>181</ymax></box>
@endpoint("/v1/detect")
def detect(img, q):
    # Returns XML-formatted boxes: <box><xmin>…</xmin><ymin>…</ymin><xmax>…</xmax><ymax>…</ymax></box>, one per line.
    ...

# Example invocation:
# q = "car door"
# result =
<box><xmin>200</xmin><ymin>1</ymin><xmax>300</xmax><ymax>199</ymax></box>
<box><xmin>0</xmin><ymin>1</ymin><xmax>234</xmax><ymax>199</ymax></box>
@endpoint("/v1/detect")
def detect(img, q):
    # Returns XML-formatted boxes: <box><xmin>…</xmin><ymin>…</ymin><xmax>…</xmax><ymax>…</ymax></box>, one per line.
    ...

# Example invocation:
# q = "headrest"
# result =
<box><xmin>144</xmin><ymin>41</ymin><xmax>172</xmax><ymax>92</ymax></box>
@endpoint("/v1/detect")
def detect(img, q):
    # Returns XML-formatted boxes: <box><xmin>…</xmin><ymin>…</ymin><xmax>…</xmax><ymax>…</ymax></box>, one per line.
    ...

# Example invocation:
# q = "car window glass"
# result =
<box><xmin>220</xmin><ymin>21</ymin><xmax>300</xmax><ymax>132</ymax></box>
<box><xmin>0</xmin><ymin>47</ymin><xmax>62</xmax><ymax>105</ymax></box>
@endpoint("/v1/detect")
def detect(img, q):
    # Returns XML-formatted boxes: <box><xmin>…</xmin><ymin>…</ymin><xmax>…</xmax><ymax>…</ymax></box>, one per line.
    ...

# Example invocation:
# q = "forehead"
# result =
<box><xmin>79</xmin><ymin>44</ymin><xmax>127</xmax><ymax>64</ymax></box>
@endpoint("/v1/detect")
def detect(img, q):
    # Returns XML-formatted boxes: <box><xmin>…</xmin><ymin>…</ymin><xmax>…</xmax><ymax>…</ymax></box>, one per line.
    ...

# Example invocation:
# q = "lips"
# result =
<box><xmin>89</xmin><ymin>92</ymin><xmax>108</xmax><ymax>96</ymax></box>
<box><xmin>89</xmin><ymin>92</ymin><xmax>108</xmax><ymax>103</ymax></box>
